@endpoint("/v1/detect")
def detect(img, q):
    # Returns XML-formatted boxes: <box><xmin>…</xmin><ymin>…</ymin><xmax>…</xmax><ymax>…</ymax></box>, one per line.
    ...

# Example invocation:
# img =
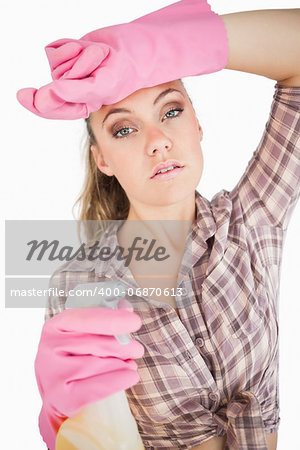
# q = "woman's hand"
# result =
<box><xmin>35</xmin><ymin>304</ymin><xmax>144</xmax><ymax>450</ymax></box>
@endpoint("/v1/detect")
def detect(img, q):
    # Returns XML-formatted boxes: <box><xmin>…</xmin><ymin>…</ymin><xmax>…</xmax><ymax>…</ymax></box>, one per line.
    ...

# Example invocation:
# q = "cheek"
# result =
<box><xmin>100</xmin><ymin>144</ymin><xmax>128</xmax><ymax>172</ymax></box>
<box><xmin>111</xmin><ymin>152</ymin><xmax>142</xmax><ymax>189</ymax></box>
<box><xmin>186</xmin><ymin>129</ymin><xmax>203</xmax><ymax>159</ymax></box>
<box><xmin>188</xmin><ymin>135</ymin><xmax>204</xmax><ymax>178</ymax></box>
<box><xmin>181</xmin><ymin>117</ymin><xmax>201</xmax><ymax>144</ymax></box>
<box><xmin>193</xmin><ymin>147</ymin><xmax>203</xmax><ymax>174</ymax></box>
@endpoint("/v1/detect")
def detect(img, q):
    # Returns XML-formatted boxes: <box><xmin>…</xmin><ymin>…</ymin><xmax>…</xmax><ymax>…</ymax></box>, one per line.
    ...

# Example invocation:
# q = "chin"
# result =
<box><xmin>152</xmin><ymin>186</ymin><xmax>195</xmax><ymax>205</ymax></box>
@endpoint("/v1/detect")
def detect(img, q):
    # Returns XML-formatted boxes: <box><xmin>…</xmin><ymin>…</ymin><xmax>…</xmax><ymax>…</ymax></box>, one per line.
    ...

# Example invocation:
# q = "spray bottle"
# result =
<box><xmin>55</xmin><ymin>280</ymin><xmax>145</xmax><ymax>450</ymax></box>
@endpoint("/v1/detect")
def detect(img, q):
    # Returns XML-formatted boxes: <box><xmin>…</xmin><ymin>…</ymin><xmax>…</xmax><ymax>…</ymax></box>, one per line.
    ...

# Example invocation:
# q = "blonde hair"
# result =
<box><xmin>73</xmin><ymin>79</ymin><xmax>192</xmax><ymax>225</ymax></box>
<box><xmin>74</xmin><ymin>118</ymin><xmax>130</xmax><ymax>223</ymax></box>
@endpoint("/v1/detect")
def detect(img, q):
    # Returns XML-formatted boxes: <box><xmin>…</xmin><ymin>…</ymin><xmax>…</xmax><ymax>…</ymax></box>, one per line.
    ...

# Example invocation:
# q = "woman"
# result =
<box><xmin>17</xmin><ymin>1</ymin><xmax>300</xmax><ymax>449</ymax></box>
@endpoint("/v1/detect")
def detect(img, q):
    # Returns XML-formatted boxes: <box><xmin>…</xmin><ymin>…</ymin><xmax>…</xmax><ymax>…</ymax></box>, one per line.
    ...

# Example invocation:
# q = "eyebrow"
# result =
<box><xmin>102</xmin><ymin>88</ymin><xmax>184</xmax><ymax>127</ymax></box>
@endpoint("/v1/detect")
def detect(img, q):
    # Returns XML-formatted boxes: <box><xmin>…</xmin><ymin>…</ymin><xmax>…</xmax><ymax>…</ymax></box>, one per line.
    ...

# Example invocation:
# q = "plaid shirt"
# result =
<box><xmin>45</xmin><ymin>83</ymin><xmax>300</xmax><ymax>449</ymax></box>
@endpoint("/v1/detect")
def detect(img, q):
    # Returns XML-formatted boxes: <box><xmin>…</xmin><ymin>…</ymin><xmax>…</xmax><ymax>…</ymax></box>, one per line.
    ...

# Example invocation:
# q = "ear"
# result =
<box><xmin>197</xmin><ymin>119</ymin><xmax>203</xmax><ymax>142</ymax></box>
<box><xmin>91</xmin><ymin>145</ymin><xmax>114</xmax><ymax>176</ymax></box>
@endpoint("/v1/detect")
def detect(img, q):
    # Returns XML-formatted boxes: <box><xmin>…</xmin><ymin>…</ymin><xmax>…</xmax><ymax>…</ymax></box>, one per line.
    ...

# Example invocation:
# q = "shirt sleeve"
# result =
<box><xmin>44</xmin><ymin>270</ymin><xmax>68</xmax><ymax>321</ymax></box>
<box><xmin>231</xmin><ymin>83</ymin><xmax>300</xmax><ymax>230</ymax></box>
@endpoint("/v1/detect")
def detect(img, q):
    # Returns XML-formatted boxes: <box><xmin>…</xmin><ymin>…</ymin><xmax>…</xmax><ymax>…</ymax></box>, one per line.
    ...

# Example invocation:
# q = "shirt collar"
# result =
<box><xmin>190</xmin><ymin>190</ymin><xmax>217</xmax><ymax>265</ymax></box>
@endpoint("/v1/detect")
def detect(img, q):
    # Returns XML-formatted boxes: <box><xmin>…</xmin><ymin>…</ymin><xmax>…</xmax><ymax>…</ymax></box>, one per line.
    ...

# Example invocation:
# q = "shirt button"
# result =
<box><xmin>183</xmin><ymin>350</ymin><xmax>192</xmax><ymax>360</ymax></box>
<box><xmin>195</xmin><ymin>337</ymin><xmax>204</xmax><ymax>348</ymax></box>
<box><xmin>208</xmin><ymin>392</ymin><xmax>219</xmax><ymax>402</ymax></box>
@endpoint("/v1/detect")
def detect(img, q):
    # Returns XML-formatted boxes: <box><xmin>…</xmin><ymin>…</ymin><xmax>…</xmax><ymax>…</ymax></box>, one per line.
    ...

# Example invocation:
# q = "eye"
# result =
<box><xmin>164</xmin><ymin>107</ymin><xmax>184</xmax><ymax>119</ymax></box>
<box><xmin>112</xmin><ymin>108</ymin><xmax>184</xmax><ymax>139</ymax></box>
<box><xmin>113</xmin><ymin>126</ymin><xmax>134</xmax><ymax>138</ymax></box>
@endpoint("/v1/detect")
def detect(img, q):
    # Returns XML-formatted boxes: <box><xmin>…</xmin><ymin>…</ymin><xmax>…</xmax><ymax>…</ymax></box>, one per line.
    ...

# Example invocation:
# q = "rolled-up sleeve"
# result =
<box><xmin>231</xmin><ymin>83</ymin><xmax>300</xmax><ymax>231</ymax></box>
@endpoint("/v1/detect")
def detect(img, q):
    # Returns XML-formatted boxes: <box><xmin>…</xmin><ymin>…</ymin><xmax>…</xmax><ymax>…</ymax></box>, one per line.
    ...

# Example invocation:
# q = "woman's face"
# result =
<box><xmin>90</xmin><ymin>80</ymin><xmax>204</xmax><ymax>215</ymax></box>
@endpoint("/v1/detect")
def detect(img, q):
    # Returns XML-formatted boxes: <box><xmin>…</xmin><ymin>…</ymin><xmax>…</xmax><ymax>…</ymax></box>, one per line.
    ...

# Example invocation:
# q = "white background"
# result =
<box><xmin>1</xmin><ymin>1</ymin><xmax>299</xmax><ymax>448</ymax></box>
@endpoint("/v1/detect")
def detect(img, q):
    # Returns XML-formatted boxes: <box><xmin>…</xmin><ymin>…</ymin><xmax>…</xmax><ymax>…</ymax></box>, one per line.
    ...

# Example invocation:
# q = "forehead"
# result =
<box><xmin>92</xmin><ymin>80</ymin><xmax>186</xmax><ymax>120</ymax></box>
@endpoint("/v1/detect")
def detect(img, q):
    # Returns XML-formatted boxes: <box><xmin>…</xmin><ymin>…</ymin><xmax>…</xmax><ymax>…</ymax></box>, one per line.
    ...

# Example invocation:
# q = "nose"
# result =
<box><xmin>145</xmin><ymin>127</ymin><xmax>173</xmax><ymax>156</ymax></box>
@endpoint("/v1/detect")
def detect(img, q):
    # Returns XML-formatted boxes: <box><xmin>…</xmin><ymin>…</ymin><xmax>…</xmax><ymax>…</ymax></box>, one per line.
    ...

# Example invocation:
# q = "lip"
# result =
<box><xmin>151</xmin><ymin>166</ymin><xmax>184</xmax><ymax>181</ymax></box>
<box><xmin>151</xmin><ymin>160</ymin><xmax>184</xmax><ymax>179</ymax></box>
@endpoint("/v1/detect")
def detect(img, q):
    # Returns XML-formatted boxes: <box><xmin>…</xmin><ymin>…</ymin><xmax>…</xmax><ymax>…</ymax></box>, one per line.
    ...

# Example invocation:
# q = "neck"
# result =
<box><xmin>119</xmin><ymin>191</ymin><xmax>197</xmax><ymax>254</ymax></box>
<box><xmin>126</xmin><ymin>191</ymin><xmax>196</xmax><ymax>222</ymax></box>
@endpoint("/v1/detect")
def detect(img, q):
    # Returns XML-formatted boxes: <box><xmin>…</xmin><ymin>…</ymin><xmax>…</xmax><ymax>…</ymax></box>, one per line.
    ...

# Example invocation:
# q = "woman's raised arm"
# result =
<box><xmin>221</xmin><ymin>9</ymin><xmax>300</xmax><ymax>86</ymax></box>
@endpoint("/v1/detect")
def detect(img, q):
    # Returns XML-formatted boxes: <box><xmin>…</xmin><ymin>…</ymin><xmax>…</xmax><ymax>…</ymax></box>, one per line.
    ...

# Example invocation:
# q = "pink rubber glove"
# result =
<box><xmin>17</xmin><ymin>0</ymin><xmax>228</xmax><ymax>120</ymax></box>
<box><xmin>35</xmin><ymin>302</ymin><xmax>144</xmax><ymax>450</ymax></box>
